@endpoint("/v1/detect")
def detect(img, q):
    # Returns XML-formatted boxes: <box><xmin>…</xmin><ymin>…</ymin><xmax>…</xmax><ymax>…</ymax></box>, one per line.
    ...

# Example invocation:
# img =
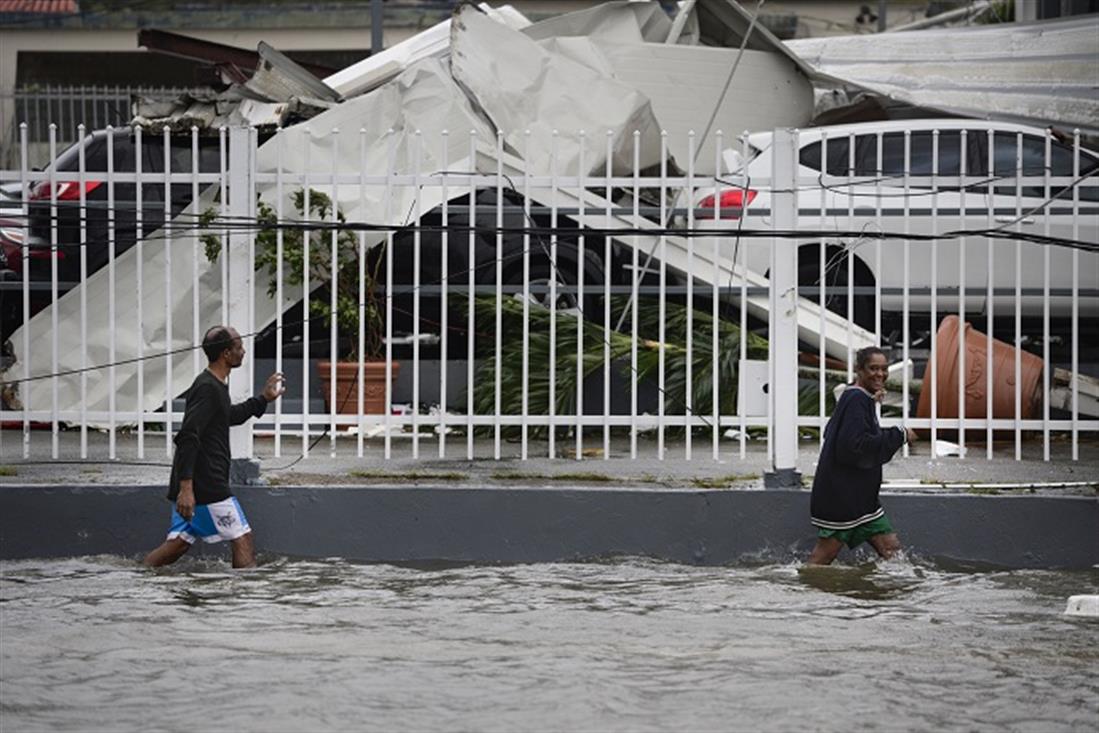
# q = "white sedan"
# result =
<box><xmin>693</xmin><ymin>119</ymin><xmax>1099</xmax><ymax>327</ymax></box>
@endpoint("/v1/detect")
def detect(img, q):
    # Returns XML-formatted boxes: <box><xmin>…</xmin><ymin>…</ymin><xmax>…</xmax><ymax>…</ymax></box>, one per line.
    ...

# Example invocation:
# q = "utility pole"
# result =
<box><xmin>372</xmin><ymin>0</ymin><xmax>384</xmax><ymax>55</ymax></box>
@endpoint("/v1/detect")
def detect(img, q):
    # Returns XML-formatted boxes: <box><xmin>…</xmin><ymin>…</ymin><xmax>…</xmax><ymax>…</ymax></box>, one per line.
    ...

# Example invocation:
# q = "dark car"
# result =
<box><xmin>25</xmin><ymin>128</ymin><xmax>223</xmax><ymax>286</ymax></box>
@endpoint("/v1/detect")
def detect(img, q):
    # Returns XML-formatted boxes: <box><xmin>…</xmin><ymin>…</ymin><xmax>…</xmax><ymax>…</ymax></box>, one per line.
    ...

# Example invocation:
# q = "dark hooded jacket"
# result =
<box><xmin>810</xmin><ymin>385</ymin><xmax>905</xmax><ymax>530</ymax></box>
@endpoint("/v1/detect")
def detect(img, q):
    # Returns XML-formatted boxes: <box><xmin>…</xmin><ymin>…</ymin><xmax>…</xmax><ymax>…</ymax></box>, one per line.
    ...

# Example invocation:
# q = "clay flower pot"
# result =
<box><xmin>317</xmin><ymin>360</ymin><xmax>400</xmax><ymax>415</ymax></box>
<box><xmin>916</xmin><ymin>315</ymin><xmax>1043</xmax><ymax>432</ymax></box>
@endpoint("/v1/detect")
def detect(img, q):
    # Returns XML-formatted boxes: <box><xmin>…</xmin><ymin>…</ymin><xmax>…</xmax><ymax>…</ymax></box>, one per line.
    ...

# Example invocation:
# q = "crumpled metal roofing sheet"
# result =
<box><xmin>786</xmin><ymin>14</ymin><xmax>1099</xmax><ymax>134</ymax></box>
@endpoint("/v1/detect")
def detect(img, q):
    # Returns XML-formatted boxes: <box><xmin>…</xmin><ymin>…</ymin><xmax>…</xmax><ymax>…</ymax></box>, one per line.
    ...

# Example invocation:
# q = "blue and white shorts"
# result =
<box><xmin>166</xmin><ymin>496</ymin><xmax>251</xmax><ymax>545</ymax></box>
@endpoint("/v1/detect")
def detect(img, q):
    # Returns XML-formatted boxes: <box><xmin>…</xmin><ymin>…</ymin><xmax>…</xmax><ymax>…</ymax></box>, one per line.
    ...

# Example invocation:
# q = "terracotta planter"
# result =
<box><xmin>916</xmin><ymin>316</ymin><xmax>1043</xmax><ymax>430</ymax></box>
<box><xmin>317</xmin><ymin>360</ymin><xmax>400</xmax><ymax>415</ymax></box>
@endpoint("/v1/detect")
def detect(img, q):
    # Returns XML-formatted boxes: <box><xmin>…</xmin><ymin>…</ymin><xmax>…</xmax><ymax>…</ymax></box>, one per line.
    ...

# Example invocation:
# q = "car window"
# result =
<box><xmin>993</xmin><ymin>133</ymin><xmax>1099</xmax><ymax>201</ymax></box>
<box><xmin>801</xmin><ymin>131</ymin><xmax>988</xmax><ymax>179</ymax></box>
<box><xmin>170</xmin><ymin>142</ymin><xmax>222</xmax><ymax>174</ymax></box>
<box><xmin>53</xmin><ymin>136</ymin><xmax>117</xmax><ymax>173</ymax></box>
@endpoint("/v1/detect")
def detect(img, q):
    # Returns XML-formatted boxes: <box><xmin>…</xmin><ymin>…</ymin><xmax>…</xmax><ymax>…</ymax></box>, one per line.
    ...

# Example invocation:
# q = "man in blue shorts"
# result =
<box><xmin>143</xmin><ymin>325</ymin><xmax>285</xmax><ymax>568</ymax></box>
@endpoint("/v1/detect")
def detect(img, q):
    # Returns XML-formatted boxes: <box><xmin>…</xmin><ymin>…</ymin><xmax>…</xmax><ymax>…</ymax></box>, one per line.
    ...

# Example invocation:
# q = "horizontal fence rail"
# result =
<box><xmin>0</xmin><ymin>122</ymin><xmax>1096</xmax><ymax>466</ymax></box>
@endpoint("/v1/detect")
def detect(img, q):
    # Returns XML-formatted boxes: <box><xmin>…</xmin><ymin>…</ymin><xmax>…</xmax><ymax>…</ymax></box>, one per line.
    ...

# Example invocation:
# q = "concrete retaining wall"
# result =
<box><xmin>1</xmin><ymin>485</ymin><xmax>1096</xmax><ymax>569</ymax></box>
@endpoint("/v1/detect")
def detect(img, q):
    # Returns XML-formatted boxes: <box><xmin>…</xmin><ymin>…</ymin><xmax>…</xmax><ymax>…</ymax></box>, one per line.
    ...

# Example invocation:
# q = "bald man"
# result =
<box><xmin>143</xmin><ymin>325</ymin><xmax>285</xmax><ymax>568</ymax></box>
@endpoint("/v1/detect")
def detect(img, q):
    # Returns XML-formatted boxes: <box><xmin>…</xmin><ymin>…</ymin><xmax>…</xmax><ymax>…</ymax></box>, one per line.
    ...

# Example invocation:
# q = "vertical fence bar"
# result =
<box><xmin>384</xmin><ymin>131</ymin><xmax>398</xmax><ymax>459</ymax></box>
<box><xmin>191</xmin><ymin>128</ymin><xmax>201</xmax><ymax>379</ymax></box>
<box><xmin>465</xmin><ymin>130</ymin><xmax>475</xmax><ymax>461</ymax></box>
<box><xmin>521</xmin><ymin>130</ymin><xmax>531</xmax><ymax>460</ymax></box>
<box><xmin>1071</xmin><ymin>131</ymin><xmax>1080</xmax><ymax>460</ymax></box>
<box><xmin>163</xmin><ymin>127</ymin><xmax>174</xmax><ymax>455</ymax></box>
<box><xmin>630</xmin><ymin>131</ymin><xmax>640</xmax><ymax>460</ymax></box>
<box><xmin>711</xmin><ymin>130</ymin><xmax>722</xmax><ymax>461</ymax></box>
<box><xmin>958</xmin><ymin>130</ymin><xmax>967</xmax><ymax>456</ymax></box>
<box><xmin>548</xmin><ymin>131</ymin><xmax>558</xmax><ymax>459</ymax></box>
<box><xmin>494</xmin><ymin>130</ymin><xmax>503</xmax><ymax>460</ymax></box>
<box><xmin>739</xmin><ymin>132</ymin><xmax>749</xmax><ymax>460</ymax></box>
<box><xmin>275</xmin><ymin>129</ymin><xmax>285</xmax><ymax>457</ymax></box>
<box><xmin>874</xmin><ymin>131</ymin><xmax>882</xmax><ymax>349</ymax></box>
<box><xmin>439</xmin><ymin>130</ymin><xmax>450</xmax><ymax>458</ymax></box>
<box><xmin>603</xmin><ymin>131</ymin><xmax>612</xmax><ymax>459</ymax></box>
<box><xmin>77</xmin><ymin>126</ymin><xmax>88</xmax><ymax>459</ymax></box>
<box><xmin>19</xmin><ymin>124</ymin><xmax>29</xmax><ymax>458</ymax></box>
<box><xmin>902</xmin><ymin>131</ymin><xmax>911</xmax><ymax>457</ymax></box>
<box><xmin>64</xmin><ymin>86</ymin><xmax>73</xmax><ymax>147</ymax></box>
<box><xmin>219</xmin><ymin>128</ymin><xmax>228</xmax><ymax>324</ymax></box>
<box><xmin>135</xmin><ymin>126</ymin><xmax>145</xmax><ymax>459</ymax></box>
<box><xmin>329</xmin><ymin>128</ymin><xmax>340</xmax><ymax>457</ymax></box>
<box><xmin>986</xmin><ymin>130</ymin><xmax>994</xmax><ymax>458</ymax></box>
<box><xmin>1042</xmin><ymin>131</ymin><xmax>1051</xmax><ymax>461</ymax></box>
<box><xmin>358</xmin><ymin>128</ymin><xmax>368</xmax><ymax>458</ymax></box>
<box><xmin>413</xmin><ymin>129</ymin><xmax>425</xmax><ymax>459</ymax></box>
<box><xmin>846</xmin><ymin>132</ymin><xmax>855</xmax><ymax>383</ymax></box>
<box><xmin>930</xmin><ymin>130</ymin><xmax>939</xmax><ymax>450</ymax></box>
<box><xmin>106</xmin><ymin>127</ymin><xmax>117</xmax><ymax>460</ymax></box>
<box><xmin>302</xmin><ymin>140</ymin><xmax>313</xmax><ymax>457</ymax></box>
<box><xmin>576</xmin><ymin>131</ymin><xmax>587</xmax><ymax>460</ymax></box>
<box><xmin>685</xmin><ymin>131</ymin><xmax>695</xmax><ymax>460</ymax></box>
<box><xmin>1013</xmin><ymin>133</ymin><xmax>1022</xmax><ymax>460</ymax></box>
<box><xmin>248</xmin><ymin>127</ymin><xmax>258</xmax><ymax>455</ymax></box>
<box><xmin>28</xmin><ymin>91</ymin><xmax>38</xmax><ymax>162</ymax></box>
<box><xmin>656</xmin><ymin>132</ymin><xmax>668</xmax><ymax>460</ymax></box>
<box><xmin>48</xmin><ymin>125</ymin><xmax>58</xmax><ymax>458</ymax></box>
<box><xmin>818</xmin><ymin>132</ymin><xmax>828</xmax><ymax>449</ymax></box>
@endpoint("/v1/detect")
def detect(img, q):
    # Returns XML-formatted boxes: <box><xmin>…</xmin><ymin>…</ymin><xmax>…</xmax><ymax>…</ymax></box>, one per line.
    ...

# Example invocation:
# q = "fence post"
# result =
<box><xmin>764</xmin><ymin>128</ymin><xmax>802</xmax><ymax>488</ymax></box>
<box><xmin>227</xmin><ymin>126</ymin><xmax>259</xmax><ymax>483</ymax></box>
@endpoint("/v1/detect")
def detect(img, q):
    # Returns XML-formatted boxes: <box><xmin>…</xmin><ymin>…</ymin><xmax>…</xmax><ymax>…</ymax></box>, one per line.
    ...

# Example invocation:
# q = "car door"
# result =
<box><xmin>860</xmin><ymin>127</ymin><xmax>991</xmax><ymax>317</ymax></box>
<box><xmin>989</xmin><ymin>132</ymin><xmax>1099</xmax><ymax>317</ymax></box>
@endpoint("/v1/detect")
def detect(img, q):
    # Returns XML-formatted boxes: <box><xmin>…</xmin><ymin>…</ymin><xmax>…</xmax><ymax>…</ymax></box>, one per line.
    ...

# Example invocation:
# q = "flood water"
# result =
<box><xmin>1</xmin><ymin>555</ymin><xmax>1096</xmax><ymax>732</ymax></box>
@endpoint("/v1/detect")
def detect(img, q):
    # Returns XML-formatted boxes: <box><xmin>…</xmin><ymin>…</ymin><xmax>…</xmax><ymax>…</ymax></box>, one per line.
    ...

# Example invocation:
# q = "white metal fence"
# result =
<box><xmin>1</xmin><ymin>122</ymin><xmax>1096</xmax><ymax>467</ymax></box>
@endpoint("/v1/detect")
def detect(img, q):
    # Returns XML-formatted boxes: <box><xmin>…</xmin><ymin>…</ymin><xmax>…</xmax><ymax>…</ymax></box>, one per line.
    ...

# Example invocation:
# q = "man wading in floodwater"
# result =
<box><xmin>807</xmin><ymin>346</ymin><xmax>917</xmax><ymax>565</ymax></box>
<box><xmin>143</xmin><ymin>326</ymin><xmax>285</xmax><ymax>569</ymax></box>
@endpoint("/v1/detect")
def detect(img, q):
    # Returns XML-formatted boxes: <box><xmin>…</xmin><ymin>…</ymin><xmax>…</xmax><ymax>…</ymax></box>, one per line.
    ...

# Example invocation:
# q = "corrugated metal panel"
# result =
<box><xmin>787</xmin><ymin>15</ymin><xmax>1099</xmax><ymax>133</ymax></box>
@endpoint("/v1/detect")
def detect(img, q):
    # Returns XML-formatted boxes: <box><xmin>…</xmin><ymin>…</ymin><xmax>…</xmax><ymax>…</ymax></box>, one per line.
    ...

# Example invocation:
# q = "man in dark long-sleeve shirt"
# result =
<box><xmin>807</xmin><ymin>346</ymin><xmax>917</xmax><ymax>565</ymax></box>
<box><xmin>144</xmin><ymin>325</ymin><xmax>284</xmax><ymax>568</ymax></box>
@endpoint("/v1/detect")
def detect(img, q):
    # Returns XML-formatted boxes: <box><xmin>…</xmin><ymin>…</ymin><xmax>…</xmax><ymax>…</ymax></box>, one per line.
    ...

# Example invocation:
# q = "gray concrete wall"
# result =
<box><xmin>2</xmin><ymin>486</ymin><xmax>1097</xmax><ymax>569</ymax></box>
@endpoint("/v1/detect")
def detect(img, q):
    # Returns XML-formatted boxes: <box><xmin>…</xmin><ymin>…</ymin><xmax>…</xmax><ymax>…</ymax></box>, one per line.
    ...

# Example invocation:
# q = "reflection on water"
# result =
<box><xmin>1</xmin><ymin>555</ymin><xmax>1097</xmax><ymax>732</ymax></box>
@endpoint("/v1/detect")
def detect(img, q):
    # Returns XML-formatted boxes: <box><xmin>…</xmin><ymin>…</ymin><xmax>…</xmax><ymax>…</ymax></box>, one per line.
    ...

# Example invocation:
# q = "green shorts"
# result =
<box><xmin>817</xmin><ymin>514</ymin><xmax>894</xmax><ymax>549</ymax></box>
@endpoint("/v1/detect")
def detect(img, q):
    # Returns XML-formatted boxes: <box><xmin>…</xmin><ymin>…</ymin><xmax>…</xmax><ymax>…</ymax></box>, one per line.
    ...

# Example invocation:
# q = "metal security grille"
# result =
<box><xmin>0</xmin><ymin>86</ymin><xmax>210</xmax><ymax>168</ymax></box>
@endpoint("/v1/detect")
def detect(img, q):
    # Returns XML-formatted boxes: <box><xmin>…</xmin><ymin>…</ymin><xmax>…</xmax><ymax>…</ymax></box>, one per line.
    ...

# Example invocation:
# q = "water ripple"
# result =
<box><xmin>1</xmin><ymin>555</ymin><xmax>1097</xmax><ymax>732</ymax></box>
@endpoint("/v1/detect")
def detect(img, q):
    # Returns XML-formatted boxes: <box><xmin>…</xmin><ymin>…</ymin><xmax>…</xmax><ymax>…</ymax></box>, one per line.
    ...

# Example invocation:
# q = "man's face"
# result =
<box><xmin>224</xmin><ymin>328</ymin><xmax>245</xmax><ymax>368</ymax></box>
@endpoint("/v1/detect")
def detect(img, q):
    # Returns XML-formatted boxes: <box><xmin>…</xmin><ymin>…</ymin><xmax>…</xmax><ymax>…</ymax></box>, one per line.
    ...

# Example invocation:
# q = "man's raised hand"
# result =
<box><xmin>263</xmin><ymin>372</ymin><xmax>287</xmax><ymax>402</ymax></box>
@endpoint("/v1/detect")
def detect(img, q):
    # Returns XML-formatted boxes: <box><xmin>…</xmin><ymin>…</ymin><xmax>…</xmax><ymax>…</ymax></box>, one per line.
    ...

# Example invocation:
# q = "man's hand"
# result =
<box><xmin>873</xmin><ymin>389</ymin><xmax>886</xmax><ymax>403</ymax></box>
<box><xmin>263</xmin><ymin>372</ymin><xmax>286</xmax><ymax>402</ymax></box>
<box><xmin>905</xmin><ymin>427</ymin><xmax>918</xmax><ymax>444</ymax></box>
<box><xmin>177</xmin><ymin>479</ymin><xmax>196</xmax><ymax>520</ymax></box>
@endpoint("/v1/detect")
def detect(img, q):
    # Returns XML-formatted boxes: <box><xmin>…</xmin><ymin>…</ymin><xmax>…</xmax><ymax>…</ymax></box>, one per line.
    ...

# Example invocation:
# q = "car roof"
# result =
<box><xmin>753</xmin><ymin>118</ymin><xmax>1068</xmax><ymax>141</ymax></box>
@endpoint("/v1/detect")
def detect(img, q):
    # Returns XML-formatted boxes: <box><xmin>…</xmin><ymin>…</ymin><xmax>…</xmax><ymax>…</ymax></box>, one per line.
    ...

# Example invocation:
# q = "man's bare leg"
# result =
<box><xmin>806</xmin><ymin>537</ymin><xmax>844</xmax><ymax>566</ymax></box>
<box><xmin>143</xmin><ymin>538</ymin><xmax>191</xmax><ymax>567</ymax></box>
<box><xmin>868</xmin><ymin>532</ymin><xmax>902</xmax><ymax>560</ymax></box>
<box><xmin>230</xmin><ymin>532</ymin><xmax>256</xmax><ymax>569</ymax></box>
